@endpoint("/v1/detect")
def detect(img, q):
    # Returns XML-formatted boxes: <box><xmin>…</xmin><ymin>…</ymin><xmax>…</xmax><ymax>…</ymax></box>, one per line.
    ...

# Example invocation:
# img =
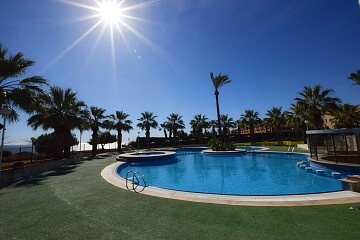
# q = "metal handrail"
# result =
<box><xmin>125</xmin><ymin>170</ymin><xmax>147</xmax><ymax>193</ymax></box>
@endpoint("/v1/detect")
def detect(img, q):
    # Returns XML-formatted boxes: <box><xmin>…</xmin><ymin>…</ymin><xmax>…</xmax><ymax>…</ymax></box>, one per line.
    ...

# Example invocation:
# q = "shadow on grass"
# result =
<box><xmin>3</xmin><ymin>153</ymin><xmax>118</xmax><ymax>188</ymax></box>
<box><xmin>82</xmin><ymin>153</ymin><xmax>117</xmax><ymax>161</ymax></box>
<box><xmin>13</xmin><ymin>165</ymin><xmax>78</xmax><ymax>187</ymax></box>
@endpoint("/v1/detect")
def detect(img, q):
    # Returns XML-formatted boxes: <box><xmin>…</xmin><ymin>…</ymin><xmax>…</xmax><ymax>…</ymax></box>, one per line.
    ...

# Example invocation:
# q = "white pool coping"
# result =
<box><xmin>101</xmin><ymin>161</ymin><xmax>360</xmax><ymax>206</ymax></box>
<box><xmin>202</xmin><ymin>149</ymin><xmax>246</xmax><ymax>154</ymax></box>
<box><xmin>117</xmin><ymin>150</ymin><xmax>176</xmax><ymax>161</ymax></box>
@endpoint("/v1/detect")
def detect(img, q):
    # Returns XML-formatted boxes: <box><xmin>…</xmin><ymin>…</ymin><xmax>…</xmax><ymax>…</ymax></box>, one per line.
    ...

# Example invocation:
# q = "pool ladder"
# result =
<box><xmin>287</xmin><ymin>146</ymin><xmax>296</xmax><ymax>152</ymax></box>
<box><xmin>126</xmin><ymin>171</ymin><xmax>147</xmax><ymax>193</ymax></box>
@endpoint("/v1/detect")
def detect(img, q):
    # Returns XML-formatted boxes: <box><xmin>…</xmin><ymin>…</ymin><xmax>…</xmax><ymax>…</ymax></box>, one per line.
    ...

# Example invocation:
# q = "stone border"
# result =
<box><xmin>202</xmin><ymin>149</ymin><xmax>246</xmax><ymax>154</ymax></box>
<box><xmin>116</xmin><ymin>151</ymin><xmax>176</xmax><ymax>162</ymax></box>
<box><xmin>101</xmin><ymin>161</ymin><xmax>360</xmax><ymax>206</ymax></box>
<box><xmin>235</xmin><ymin>146</ymin><xmax>270</xmax><ymax>151</ymax></box>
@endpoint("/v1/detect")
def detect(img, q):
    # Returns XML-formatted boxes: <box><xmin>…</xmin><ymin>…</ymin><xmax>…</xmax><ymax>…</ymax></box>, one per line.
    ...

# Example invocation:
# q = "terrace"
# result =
<box><xmin>307</xmin><ymin>128</ymin><xmax>360</xmax><ymax>166</ymax></box>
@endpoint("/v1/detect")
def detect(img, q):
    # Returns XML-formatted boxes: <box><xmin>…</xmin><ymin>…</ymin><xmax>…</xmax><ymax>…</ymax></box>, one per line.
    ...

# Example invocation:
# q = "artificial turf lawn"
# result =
<box><xmin>1</xmin><ymin>153</ymin><xmax>359</xmax><ymax>240</ymax></box>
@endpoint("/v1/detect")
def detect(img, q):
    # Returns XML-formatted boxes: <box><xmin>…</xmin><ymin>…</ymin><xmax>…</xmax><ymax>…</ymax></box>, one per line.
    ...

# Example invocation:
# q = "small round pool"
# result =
<box><xmin>118</xmin><ymin>151</ymin><xmax>345</xmax><ymax>196</ymax></box>
<box><xmin>236</xmin><ymin>146</ymin><xmax>265</xmax><ymax>151</ymax></box>
<box><xmin>116</xmin><ymin>151</ymin><xmax>176</xmax><ymax>162</ymax></box>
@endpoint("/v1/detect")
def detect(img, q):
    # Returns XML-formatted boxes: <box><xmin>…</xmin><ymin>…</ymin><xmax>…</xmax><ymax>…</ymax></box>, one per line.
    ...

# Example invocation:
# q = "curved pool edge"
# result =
<box><xmin>101</xmin><ymin>161</ymin><xmax>360</xmax><ymax>206</ymax></box>
<box><xmin>202</xmin><ymin>149</ymin><xmax>246</xmax><ymax>154</ymax></box>
<box><xmin>116</xmin><ymin>150</ymin><xmax>176</xmax><ymax>162</ymax></box>
<box><xmin>308</xmin><ymin>157</ymin><xmax>360</xmax><ymax>174</ymax></box>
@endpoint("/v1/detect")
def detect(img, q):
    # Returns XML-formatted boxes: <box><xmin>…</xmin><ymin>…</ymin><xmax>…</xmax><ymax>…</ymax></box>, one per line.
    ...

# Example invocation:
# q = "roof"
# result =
<box><xmin>306</xmin><ymin>128</ymin><xmax>360</xmax><ymax>135</ymax></box>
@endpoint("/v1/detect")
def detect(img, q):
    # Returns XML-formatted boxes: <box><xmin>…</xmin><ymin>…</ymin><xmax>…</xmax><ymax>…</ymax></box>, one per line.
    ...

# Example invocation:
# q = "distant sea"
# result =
<box><xmin>3</xmin><ymin>145</ymin><xmax>32</xmax><ymax>154</ymax></box>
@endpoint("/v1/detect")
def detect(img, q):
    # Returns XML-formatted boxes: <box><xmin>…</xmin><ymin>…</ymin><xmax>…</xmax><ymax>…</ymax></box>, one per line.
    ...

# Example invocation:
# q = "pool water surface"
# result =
<box><xmin>118</xmin><ymin>152</ymin><xmax>343</xmax><ymax>196</ymax></box>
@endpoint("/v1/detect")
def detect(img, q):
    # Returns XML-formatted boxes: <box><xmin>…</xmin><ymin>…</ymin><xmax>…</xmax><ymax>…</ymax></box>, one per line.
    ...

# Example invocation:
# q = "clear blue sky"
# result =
<box><xmin>1</xmin><ymin>0</ymin><xmax>359</xmax><ymax>145</ymax></box>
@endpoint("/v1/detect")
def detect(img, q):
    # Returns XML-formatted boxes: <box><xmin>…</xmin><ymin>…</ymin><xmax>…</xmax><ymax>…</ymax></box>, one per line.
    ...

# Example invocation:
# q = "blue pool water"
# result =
<box><xmin>236</xmin><ymin>146</ymin><xmax>264</xmax><ymax>151</ymax></box>
<box><xmin>118</xmin><ymin>151</ymin><xmax>343</xmax><ymax>196</ymax></box>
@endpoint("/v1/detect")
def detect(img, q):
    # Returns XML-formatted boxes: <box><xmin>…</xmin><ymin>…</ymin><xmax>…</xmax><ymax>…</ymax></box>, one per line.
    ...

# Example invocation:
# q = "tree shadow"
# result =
<box><xmin>2</xmin><ymin>153</ymin><xmax>118</xmax><ymax>188</ymax></box>
<box><xmin>81</xmin><ymin>153</ymin><xmax>117</xmax><ymax>161</ymax></box>
<box><xmin>12</xmin><ymin>164</ymin><xmax>78</xmax><ymax>187</ymax></box>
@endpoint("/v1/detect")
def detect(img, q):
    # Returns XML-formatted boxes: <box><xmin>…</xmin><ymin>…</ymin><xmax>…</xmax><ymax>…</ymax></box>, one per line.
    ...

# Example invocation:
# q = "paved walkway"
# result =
<box><xmin>101</xmin><ymin>162</ymin><xmax>360</xmax><ymax>206</ymax></box>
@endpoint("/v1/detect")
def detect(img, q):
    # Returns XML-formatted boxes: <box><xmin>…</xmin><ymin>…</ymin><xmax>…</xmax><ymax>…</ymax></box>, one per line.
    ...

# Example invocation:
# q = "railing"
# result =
<box><xmin>125</xmin><ymin>171</ymin><xmax>147</xmax><ymax>193</ymax></box>
<box><xmin>287</xmin><ymin>146</ymin><xmax>296</xmax><ymax>152</ymax></box>
<box><xmin>0</xmin><ymin>150</ymin><xmax>91</xmax><ymax>172</ymax></box>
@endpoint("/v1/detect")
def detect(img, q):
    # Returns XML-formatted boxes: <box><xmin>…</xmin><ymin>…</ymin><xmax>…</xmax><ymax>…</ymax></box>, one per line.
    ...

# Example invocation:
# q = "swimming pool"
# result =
<box><xmin>118</xmin><ymin>151</ymin><xmax>344</xmax><ymax>196</ymax></box>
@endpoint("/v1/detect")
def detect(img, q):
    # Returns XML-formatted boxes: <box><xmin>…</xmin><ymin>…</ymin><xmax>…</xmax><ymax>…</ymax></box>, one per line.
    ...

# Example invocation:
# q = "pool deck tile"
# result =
<box><xmin>102</xmin><ymin>162</ymin><xmax>360</xmax><ymax>206</ymax></box>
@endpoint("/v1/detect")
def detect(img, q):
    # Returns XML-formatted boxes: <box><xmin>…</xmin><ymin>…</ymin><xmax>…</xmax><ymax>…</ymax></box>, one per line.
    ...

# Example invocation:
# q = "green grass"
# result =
<box><xmin>1</xmin><ymin>153</ymin><xmax>360</xmax><ymax>240</ymax></box>
<box><xmin>266</xmin><ymin>145</ymin><xmax>310</xmax><ymax>153</ymax></box>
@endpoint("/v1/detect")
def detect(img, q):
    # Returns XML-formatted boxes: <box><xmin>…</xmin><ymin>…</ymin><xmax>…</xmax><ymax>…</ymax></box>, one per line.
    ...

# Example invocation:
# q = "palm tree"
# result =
<box><xmin>160</xmin><ymin>122</ymin><xmax>171</xmax><ymax>139</ymax></box>
<box><xmin>210</xmin><ymin>72</ymin><xmax>231</xmax><ymax>139</ymax></box>
<box><xmin>240</xmin><ymin>109</ymin><xmax>262</xmax><ymax>144</ymax></box>
<box><xmin>137</xmin><ymin>111</ymin><xmax>158</xmax><ymax>148</ymax></box>
<box><xmin>287</xmin><ymin>103</ymin><xmax>307</xmax><ymax>128</ymax></box>
<box><xmin>236</xmin><ymin>119</ymin><xmax>246</xmax><ymax>135</ymax></box>
<box><xmin>208</xmin><ymin>120</ymin><xmax>218</xmax><ymax>136</ymax></box>
<box><xmin>189</xmin><ymin>114</ymin><xmax>208</xmax><ymax>143</ymax></box>
<box><xmin>265</xmin><ymin>107</ymin><xmax>287</xmax><ymax>138</ymax></box>
<box><xmin>108</xmin><ymin>111</ymin><xmax>133</xmax><ymax>153</ymax></box>
<box><xmin>294</xmin><ymin>85</ymin><xmax>341</xmax><ymax>129</ymax></box>
<box><xmin>287</xmin><ymin>102</ymin><xmax>309</xmax><ymax>142</ymax></box>
<box><xmin>167</xmin><ymin>113</ymin><xmax>185</xmax><ymax>146</ymax></box>
<box><xmin>220</xmin><ymin>114</ymin><xmax>236</xmax><ymax>140</ymax></box>
<box><xmin>331</xmin><ymin>103</ymin><xmax>360</xmax><ymax>128</ymax></box>
<box><xmin>348</xmin><ymin>70</ymin><xmax>360</xmax><ymax>86</ymax></box>
<box><xmin>89</xmin><ymin>106</ymin><xmax>107</xmax><ymax>156</ymax></box>
<box><xmin>27</xmin><ymin>86</ymin><xmax>86</xmax><ymax>160</ymax></box>
<box><xmin>0</xmin><ymin>44</ymin><xmax>48</xmax><ymax>117</ymax></box>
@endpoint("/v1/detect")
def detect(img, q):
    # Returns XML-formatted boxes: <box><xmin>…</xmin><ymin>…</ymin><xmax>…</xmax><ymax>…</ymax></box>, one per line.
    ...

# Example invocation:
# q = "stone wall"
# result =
<box><xmin>0</xmin><ymin>154</ymin><xmax>82</xmax><ymax>186</ymax></box>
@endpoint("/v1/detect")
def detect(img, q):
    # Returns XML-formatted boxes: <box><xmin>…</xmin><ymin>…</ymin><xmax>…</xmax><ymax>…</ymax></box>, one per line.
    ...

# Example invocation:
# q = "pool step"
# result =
<box><xmin>331</xmin><ymin>172</ymin><xmax>341</xmax><ymax>179</ymax></box>
<box><xmin>299</xmin><ymin>164</ymin><xmax>308</xmax><ymax>169</ymax></box>
<box><xmin>176</xmin><ymin>152</ymin><xmax>200</xmax><ymax>156</ymax></box>
<box><xmin>297</xmin><ymin>161</ymin><xmax>309</xmax><ymax>167</ymax></box>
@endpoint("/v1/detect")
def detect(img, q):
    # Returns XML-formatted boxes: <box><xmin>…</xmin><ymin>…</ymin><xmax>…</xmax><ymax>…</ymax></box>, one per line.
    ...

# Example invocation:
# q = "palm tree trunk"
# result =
<box><xmin>215</xmin><ymin>92</ymin><xmax>222</xmax><ymax>137</ymax></box>
<box><xmin>79</xmin><ymin>130</ymin><xmax>83</xmax><ymax>152</ymax></box>
<box><xmin>173</xmin><ymin>128</ymin><xmax>177</xmax><ymax>147</ymax></box>
<box><xmin>169</xmin><ymin>129</ymin><xmax>173</xmax><ymax>138</ymax></box>
<box><xmin>91</xmin><ymin>134</ymin><xmax>98</xmax><ymax>156</ymax></box>
<box><xmin>91</xmin><ymin>130</ymin><xmax>98</xmax><ymax>156</ymax></box>
<box><xmin>146</xmin><ymin>129</ymin><xmax>150</xmax><ymax>148</ymax></box>
<box><xmin>53</xmin><ymin>131</ymin><xmax>63</xmax><ymax>160</ymax></box>
<box><xmin>250</xmin><ymin>124</ymin><xmax>255</xmax><ymax>144</ymax></box>
<box><xmin>301</xmin><ymin>122</ymin><xmax>307</xmax><ymax>143</ymax></box>
<box><xmin>197</xmin><ymin>129</ymin><xmax>202</xmax><ymax>143</ymax></box>
<box><xmin>63</xmin><ymin>131</ymin><xmax>72</xmax><ymax>158</ymax></box>
<box><xmin>117</xmin><ymin>130</ymin><xmax>122</xmax><ymax>153</ymax></box>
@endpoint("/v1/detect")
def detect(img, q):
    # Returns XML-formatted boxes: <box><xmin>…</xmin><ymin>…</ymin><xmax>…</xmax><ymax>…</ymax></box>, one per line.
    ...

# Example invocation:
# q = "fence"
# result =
<box><xmin>0</xmin><ymin>144</ymin><xmax>123</xmax><ymax>185</ymax></box>
<box><xmin>1</xmin><ymin>144</ymin><xmax>118</xmax><ymax>172</ymax></box>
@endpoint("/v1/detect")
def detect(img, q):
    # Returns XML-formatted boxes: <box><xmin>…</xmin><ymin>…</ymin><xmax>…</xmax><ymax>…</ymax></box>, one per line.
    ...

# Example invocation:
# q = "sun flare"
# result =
<box><xmin>49</xmin><ymin>0</ymin><xmax>174</xmax><ymax>78</ymax></box>
<box><xmin>97</xmin><ymin>0</ymin><xmax>124</xmax><ymax>26</ymax></box>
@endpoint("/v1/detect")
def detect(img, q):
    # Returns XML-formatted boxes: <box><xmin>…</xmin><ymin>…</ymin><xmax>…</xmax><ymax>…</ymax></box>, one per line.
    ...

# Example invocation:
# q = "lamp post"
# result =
<box><xmin>304</xmin><ymin>120</ymin><xmax>309</xmax><ymax>145</ymax></box>
<box><xmin>305</xmin><ymin>120</ymin><xmax>309</xmax><ymax>131</ymax></box>
<box><xmin>31</xmin><ymin>137</ymin><xmax>36</xmax><ymax>163</ymax></box>
<box><xmin>0</xmin><ymin>105</ymin><xmax>12</xmax><ymax>184</ymax></box>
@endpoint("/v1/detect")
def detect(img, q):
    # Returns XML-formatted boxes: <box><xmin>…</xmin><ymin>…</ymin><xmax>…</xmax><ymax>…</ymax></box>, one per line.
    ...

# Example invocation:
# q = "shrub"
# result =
<box><xmin>208</xmin><ymin>138</ymin><xmax>235</xmax><ymax>151</ymax></box>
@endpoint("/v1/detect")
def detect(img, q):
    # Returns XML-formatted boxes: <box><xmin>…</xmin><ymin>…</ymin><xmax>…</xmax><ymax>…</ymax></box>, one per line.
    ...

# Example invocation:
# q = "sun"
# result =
<box><xmin>96</xmin><ymin>0</ymin><xmax>125</xmax><ymax>26</ymax></box>
<box><xmin>48</xmin><ymin>0</ymin><xmax>172</xmax><ymax>76</ymax></box>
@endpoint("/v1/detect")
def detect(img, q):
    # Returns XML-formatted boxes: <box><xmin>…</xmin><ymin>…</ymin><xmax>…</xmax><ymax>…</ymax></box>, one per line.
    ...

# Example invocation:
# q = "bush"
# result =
<box><xmin>208</xmin><ymin>138</ymin><xmax>235</xmax><ymax>151</ymax></box>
